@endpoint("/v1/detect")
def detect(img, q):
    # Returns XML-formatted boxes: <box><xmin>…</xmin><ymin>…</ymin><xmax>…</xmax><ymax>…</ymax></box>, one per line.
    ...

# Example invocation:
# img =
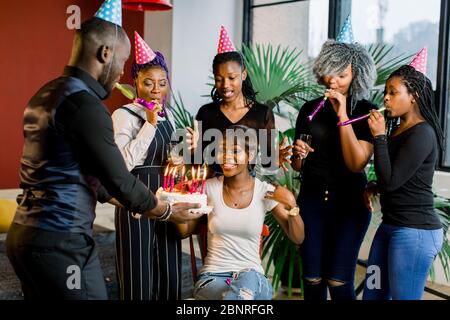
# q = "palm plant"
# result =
<box><xmin>169</xmin><ymin>91</ymin><xmax>194</xmax><ymax>129</ymax></box>
<box><xmin>433</xmin><ymin>196</ymin><xmax>450</xmax><ymax>282</ymax></box>
<box><xmin>242</xmin><ymin>43</ymin><xmax>322</xmax><ymax>109</ymax></box>
<box><xmin>367</xmin><ymin>43</ymin><xmax>413</xmax><ymax>107</ymax></box>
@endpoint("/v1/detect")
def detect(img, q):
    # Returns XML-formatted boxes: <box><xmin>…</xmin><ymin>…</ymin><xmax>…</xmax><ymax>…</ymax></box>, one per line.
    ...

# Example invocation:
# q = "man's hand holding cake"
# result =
<box><xmin>155</xmin><ymin>164</ymin><xmax>212</xmax><ymax>215</ymax></box>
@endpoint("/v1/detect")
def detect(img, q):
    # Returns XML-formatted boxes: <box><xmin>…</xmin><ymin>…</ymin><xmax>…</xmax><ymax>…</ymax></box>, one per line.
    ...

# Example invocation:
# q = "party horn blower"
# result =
<box><xmin>134</xmin><ymin>98</ymin><xmax>165</xmax><ymax>117</ymax></box>
<box><xmin>308</xmin><ymin>97</ymin><xmax>327</xmax><ymax>121</ymax></box>
<box><xmin>115</xmin><ymin>83</ymin><xmax>136</xmax><ymax>100</ymax></box>
<box><xmin>337</xmin><ymin>107</ymin><xmax>386</xmax><ymax>126</ymax></box>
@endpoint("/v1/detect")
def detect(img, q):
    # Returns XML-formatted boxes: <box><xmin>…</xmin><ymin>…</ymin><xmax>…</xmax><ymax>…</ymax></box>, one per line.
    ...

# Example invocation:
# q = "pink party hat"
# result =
<box><xmin>134</xmin><ymin>31</ymin><xmax>156</xmax><ymax>65</ymax></box>
<box><xmin>409</xmin><ymin>47</ymin><xmax>427</xmax><ymax>74</ymax></box>
<box><xmin>217</xmin><ymin>26</ymin><xmax>236</xmax><ymax>54</ymax></box>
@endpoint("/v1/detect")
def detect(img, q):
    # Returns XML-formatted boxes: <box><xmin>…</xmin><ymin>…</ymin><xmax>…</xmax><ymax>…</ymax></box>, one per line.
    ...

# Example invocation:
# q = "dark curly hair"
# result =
<box><xmin>211</xmin><ymin>51</ymin><xmax>257</xmax><ymax>108</ymax></box>
<box><xmin>386</xmin><ymin>65</ymin><xmax>444</xmax><ymax>151</ymax></box>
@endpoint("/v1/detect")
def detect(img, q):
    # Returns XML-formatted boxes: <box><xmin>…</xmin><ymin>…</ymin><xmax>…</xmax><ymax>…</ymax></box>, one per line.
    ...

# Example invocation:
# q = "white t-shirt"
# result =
<box><xmin>200</xmin><ymin>176</ymin><xmax>278</xmax><ymax>274</ymax></box>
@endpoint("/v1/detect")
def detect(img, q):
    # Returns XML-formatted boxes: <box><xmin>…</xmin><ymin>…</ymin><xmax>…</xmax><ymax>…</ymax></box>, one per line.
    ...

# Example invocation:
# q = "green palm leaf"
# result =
<box><xmin>242</xmin><ymin>43</ymin><xmax>320</xmax><ymax>109</ymax></box>
<box><xmin>168</xmin><ymin>91</ymin><xmax>194</xmax><ymax>129</ymax></box>
<box><xmin>366</xmin><ymin>43</ymin><xmax>414</xmax><ymax>107</ymax></box>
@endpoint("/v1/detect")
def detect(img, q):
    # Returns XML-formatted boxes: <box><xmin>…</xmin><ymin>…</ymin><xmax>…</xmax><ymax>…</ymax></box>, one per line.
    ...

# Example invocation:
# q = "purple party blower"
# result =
<box><xmin>337</xmin><ymin>107</ymin><xmax>386</xmax><ymax>126</ymax></box>
<box><xmin>134</xmin><ymin>98</ymin><xmax>166</xmax><ymax>117</ymax></box>
<box><xmin>308</xmin><ymin>97</ymin><xmax>327</xmax><ymax>121</ymax></box>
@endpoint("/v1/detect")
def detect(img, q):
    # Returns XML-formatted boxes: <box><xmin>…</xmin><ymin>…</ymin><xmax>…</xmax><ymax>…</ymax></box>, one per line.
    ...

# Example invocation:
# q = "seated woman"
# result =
<box><xmin>177</xmin><ymin>125</ymin><xmax>305</xmax><ymax>300</ymax></box>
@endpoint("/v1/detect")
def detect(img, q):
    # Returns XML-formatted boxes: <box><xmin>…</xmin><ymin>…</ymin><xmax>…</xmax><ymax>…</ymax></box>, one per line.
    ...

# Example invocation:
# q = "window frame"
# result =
<box><xmin>436</xmin><ymin>0</ymin><xmax>450</xmax><ymax>171</ymax></box>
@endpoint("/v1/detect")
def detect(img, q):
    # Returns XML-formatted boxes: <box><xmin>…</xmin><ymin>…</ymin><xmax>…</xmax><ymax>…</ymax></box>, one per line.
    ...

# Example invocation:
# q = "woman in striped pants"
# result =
<box><xmin>111</xmin><ymin>34</ymin><xmax>181</xmax><ymax>300</ymax></box>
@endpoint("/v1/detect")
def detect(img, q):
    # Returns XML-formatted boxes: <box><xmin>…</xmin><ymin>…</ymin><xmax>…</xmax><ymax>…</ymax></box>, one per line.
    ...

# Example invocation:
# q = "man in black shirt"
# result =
<box><xmin>6</xmin><ymin>14</ymin><xmax>200</xmax><ymax>299</ymax></box>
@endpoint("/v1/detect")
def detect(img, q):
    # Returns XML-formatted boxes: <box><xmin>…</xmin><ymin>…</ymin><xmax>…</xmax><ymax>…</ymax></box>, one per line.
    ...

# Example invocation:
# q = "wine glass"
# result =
<box><xmin>166</xmin><ymin>142</ymin><xmax>184</xmax><ymax>165</ymax></box>
<box><xmin>298</xmin><ymin>134</ymin><xmax>312</xmax><ymax>160</ymax></box>
<box><xmin>298</xmin><ymin>134</ymin><xmax>312</xmax><ymax>180</ymax></box>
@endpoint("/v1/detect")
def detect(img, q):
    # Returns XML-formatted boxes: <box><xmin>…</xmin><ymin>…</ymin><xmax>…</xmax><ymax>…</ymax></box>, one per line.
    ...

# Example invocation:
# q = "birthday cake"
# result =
<box><xmin>156</xmin><ymin>188</ymin><xmax>210</xmax><ymax>213</ymax></box>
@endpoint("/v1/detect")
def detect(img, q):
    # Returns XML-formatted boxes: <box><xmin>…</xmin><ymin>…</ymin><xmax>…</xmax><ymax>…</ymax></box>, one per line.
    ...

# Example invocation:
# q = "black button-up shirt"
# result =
<box><xmin>15</xmin><ymin>66</ymin><xmax>157</xmax><ymax>234</ymax></box>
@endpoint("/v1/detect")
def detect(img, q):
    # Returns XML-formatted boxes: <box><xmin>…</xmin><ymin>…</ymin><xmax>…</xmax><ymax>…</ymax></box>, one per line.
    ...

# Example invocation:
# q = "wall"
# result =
<box><xmin>154</xmin><ymin>0</ymin><xmax>244</xmax><ymax>114</ymax></box>
<box><xmin>0</xmin><ymin>0</ymin><xmax>144</xmax><ymax>188</ymax></box>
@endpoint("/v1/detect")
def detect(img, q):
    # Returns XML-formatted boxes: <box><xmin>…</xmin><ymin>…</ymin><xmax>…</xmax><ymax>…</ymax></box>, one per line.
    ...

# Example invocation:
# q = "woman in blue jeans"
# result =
<box><xmin>363</xmin><ymin>65</ymin><xmax>444</xmax><ymax>300</ymax></box>
<box><xmin>291</xmin><ymin>40</ymin><xmax>377</xmax><ymax>300</ymax></box>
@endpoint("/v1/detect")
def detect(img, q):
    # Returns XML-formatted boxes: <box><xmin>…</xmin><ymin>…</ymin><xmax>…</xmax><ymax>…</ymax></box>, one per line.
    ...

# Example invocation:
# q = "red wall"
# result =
<box><xmin>0</xmin><ymin>1</ymin><xmax>144</xmax><ymax>188</ymax></box>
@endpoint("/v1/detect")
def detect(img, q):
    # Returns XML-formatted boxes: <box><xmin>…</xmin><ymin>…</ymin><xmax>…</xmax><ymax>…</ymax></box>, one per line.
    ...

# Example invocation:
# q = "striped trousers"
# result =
<box><xmin>114</xmin><ymin>167</ymin><xmax>182</xmax><ymax>300</ymax></box>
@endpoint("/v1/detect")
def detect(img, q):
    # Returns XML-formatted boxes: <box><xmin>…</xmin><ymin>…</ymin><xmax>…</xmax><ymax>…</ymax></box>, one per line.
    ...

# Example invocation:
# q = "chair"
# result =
<box><xmin>189</xmin><ymin>224</ymin><xmax>270</xmax><ymax>284</ymax></box>
<box><xmin>0</xmin><ymin>199</ymin><xmax>17</xmax><ymax>233</ymax></box>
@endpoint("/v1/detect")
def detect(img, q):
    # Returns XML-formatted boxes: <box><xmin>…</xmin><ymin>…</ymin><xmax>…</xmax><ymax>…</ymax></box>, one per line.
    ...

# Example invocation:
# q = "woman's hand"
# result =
<box><xmin>363</xmin><ymin>181</ymin><xmax>378</xmax><ymax>212</ymax></box>
<box><xmin>368</xmin><ymin>110</ymin><xmax>386</xmax><ymax>137</ymax></box>
<box><xmin>292</xmin><ymin>139</ymin><xmax>314</xmax><ymax>160</ymax></box>
<box><xmin>265</xmin><ymin>184</ymin><xmax>296</xmax><ymax>209</ymax></box>
<box><xmin>279</xmin><ymin>136</ymin><xmax>293</xmax><ymax>172</ymax></box>
<box><xmin>186</xmin><ymin>120</ymin><xmax>199</xmax><ymax>151</ymax></box>
<box><xmin>363</xmin><ymin>189</ymin><xmax>374</xmax><ymax>212</ymax></box>
<box><xmin>324</xmin><ymin>89</ymin><xmax>347</xmax><ymax>120</ymax></box>
<box><xmin>145</xmin><ymin>101</ymin><xmax>160</xmax><ymax>127</ymax></box>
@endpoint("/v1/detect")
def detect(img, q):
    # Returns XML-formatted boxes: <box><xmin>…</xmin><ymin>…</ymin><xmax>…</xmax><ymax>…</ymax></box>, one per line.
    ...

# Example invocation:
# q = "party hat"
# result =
<box><xmin>94</xmin><ymin>0</ymin><xmax>122</xmax><ymax>27</ymax></box>
<box><xmin>336</xmin><ymin>15</ymin><xmax>354</xmax><ymax>44</ymax></box>
<box><xmin>217</xmin><ymin>25</ymin><xmax>236</xmax><ymax>54</ymax></box>
<box><xmin>134</xmin><ymin>31</ymin><xmax>156</xmax><ymax>64</ymax></box>
<box><xmin>409</xmin><ymin>47</ymin><xmax>427</xmax><ymax>74</ymax></box>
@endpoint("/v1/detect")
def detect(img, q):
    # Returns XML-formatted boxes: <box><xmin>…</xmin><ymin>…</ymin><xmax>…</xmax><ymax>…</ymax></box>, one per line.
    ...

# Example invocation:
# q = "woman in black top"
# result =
<box><xmin>291</xmin><ymin>40</ymin><xmax>377</xmax><ymax>300</ymax></box>
<box><xmin>363</xmin><ymin>65</ymin><xmax>444</xmax><ymax>300</ymax></box>
<box><xmin>187</xmin><ymin>50</ymin><xmax>291</xmax><ymax>174</ymax></box>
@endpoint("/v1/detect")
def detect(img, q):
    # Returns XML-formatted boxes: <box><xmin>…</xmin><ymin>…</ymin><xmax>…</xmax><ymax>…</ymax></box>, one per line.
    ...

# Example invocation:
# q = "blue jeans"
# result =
<box><xmin>363</xmin><ymin>223</ymin><xmax>443</xmax><ymax>300</ymax></box>
<box><xmin>193</xmin><ymin>269</ymin><xmax>273</xmax><ymax>300</ymax></box>
<box><xmin>299</xmin><ymin>187</ymin><xmax>371</xmax><ymax>300</ymax></box>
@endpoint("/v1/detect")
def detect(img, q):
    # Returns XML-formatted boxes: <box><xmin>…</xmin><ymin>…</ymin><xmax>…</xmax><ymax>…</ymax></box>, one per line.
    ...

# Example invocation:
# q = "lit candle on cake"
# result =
<box><xmin>178</xmin><ymin>166</ymin><xmax>185</xmax><ymax>191</ymax></box>
<box><xmin>189</xmin><ymin>166</ymin><xmax>196</xmax><ymax>194</ymax></box>
<box><xmin>167</xmin><ymin>167</ymin><xmax>173</xmax><ymax>191</ymax></box>
<box><xmin>200</xmin><ymin>167</ymin><xmax>207</xmax><ymax>194</ymax></box>
<box><xmin>163</xmin><ymin>164</ymin><xmax>170</xmax><ymax>190</ymax></box>
<box><xmin>170</xmin><ymin>167</ymin><xmax>177</xmax><ymax>192</ymax></box>
<box><xmin>195</xmin><ymin>165</ymin><xmax>201</xmax><ymax>192</ymax></box>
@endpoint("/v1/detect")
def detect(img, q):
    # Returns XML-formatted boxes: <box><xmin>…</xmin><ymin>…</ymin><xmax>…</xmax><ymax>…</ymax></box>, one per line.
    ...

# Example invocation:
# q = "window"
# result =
<box><xmin>352</xmin><ymin>0</ymin><xmax>441</xmax><ymax>88</ymax></box>
<box><xmin>249</xmin><ymin>0</ymin><xmax>329</xmax><ymax>61</ymax></box>
<box><xmin>444</xmin><ymin>49</ymin><xmax>450</xmax><ymax>167</ymax></box>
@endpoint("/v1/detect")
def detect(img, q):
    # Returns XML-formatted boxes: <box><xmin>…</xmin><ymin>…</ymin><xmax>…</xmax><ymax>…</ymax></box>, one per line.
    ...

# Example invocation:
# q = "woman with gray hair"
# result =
<box><xmin>291</xmin><ymin>40</ymin><xmax>377</xmax><ymax>300</ymax></box>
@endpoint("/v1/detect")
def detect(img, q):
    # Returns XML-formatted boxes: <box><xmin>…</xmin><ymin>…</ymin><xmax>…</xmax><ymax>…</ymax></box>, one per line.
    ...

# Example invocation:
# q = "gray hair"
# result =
<box><xmin>313</xmin><ymin>40</ymin><xmax>376</xmax><ymax>111</ymax></box>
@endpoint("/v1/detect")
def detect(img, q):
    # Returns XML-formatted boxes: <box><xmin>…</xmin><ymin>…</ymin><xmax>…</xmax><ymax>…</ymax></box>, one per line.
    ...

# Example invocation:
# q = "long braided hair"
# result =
<box><xmin>386</xmin><ymin>65</ymin><xmax>444</xmax><ymax>151</ymax></box>
<box><xmin>211</xmin><ymin>51</ymin><xmax>258</xmax><ymax>108</ymax></box>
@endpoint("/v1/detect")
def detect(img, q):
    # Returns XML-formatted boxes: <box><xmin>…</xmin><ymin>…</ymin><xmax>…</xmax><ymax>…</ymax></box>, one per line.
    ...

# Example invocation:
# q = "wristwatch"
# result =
<box><xmin>288</xmin><ymin>206</ymin><xmax>300</xmax><ymax>217</ymax></box>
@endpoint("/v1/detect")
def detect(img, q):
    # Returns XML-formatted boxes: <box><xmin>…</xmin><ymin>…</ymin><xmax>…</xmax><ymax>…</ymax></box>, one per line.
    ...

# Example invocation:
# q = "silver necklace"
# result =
<box><xmin>224</xmin><ymin>183</ymin><xmax>238</xmax><ymax>207</ymax></box>
<box><xmin>223</xmin><ymin>178</ymin><xmax>253</xmax><ymax>207</ymax></box>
